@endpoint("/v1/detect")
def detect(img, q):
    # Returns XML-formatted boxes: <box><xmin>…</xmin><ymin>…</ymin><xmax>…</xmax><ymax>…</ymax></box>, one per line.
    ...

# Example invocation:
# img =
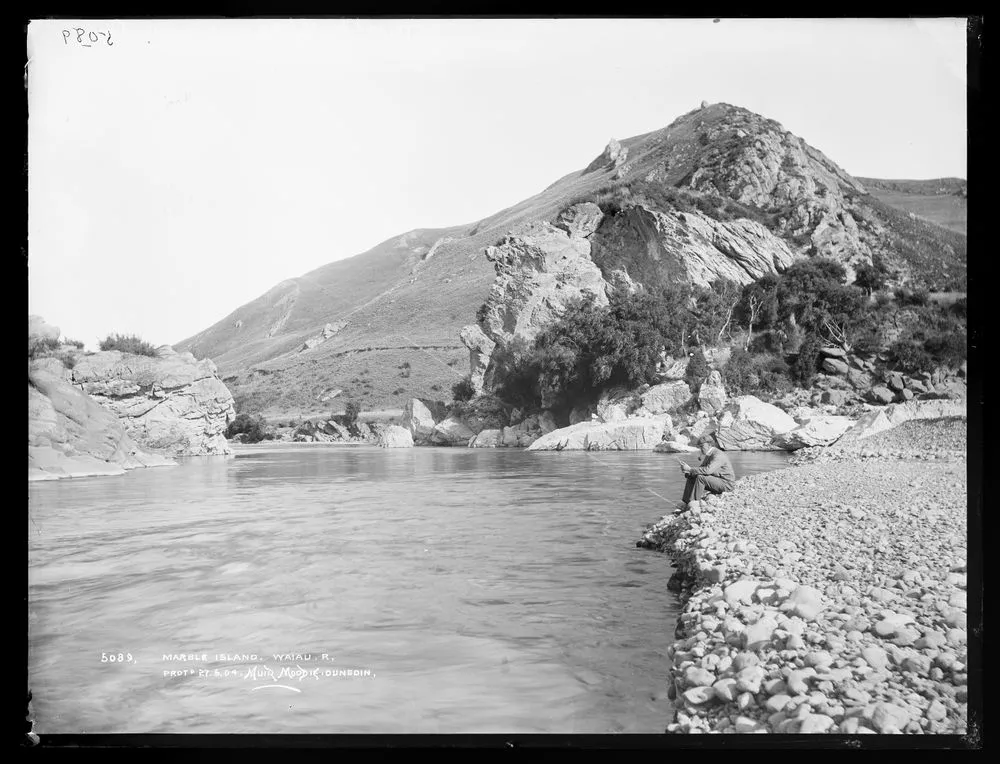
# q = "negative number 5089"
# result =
<box><xmin>62</xmin><ymin>28</ymin><xmax>113</xmax><ymax>47</ymax></box>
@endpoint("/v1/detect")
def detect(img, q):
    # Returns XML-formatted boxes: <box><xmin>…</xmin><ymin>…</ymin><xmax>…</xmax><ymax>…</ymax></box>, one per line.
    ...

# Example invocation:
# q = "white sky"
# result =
<box><xmin>27</xmin><ymin>17</ymin><xmax>969</xmax><ymax>350</ymax></box>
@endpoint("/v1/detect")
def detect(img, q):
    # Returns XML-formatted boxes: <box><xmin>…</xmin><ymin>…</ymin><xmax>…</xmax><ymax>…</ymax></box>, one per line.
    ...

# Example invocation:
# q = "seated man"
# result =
<box><xmin>679</xmin><ymin>435</ymin><xmax>736</xmax><ymax>508</ymax></box>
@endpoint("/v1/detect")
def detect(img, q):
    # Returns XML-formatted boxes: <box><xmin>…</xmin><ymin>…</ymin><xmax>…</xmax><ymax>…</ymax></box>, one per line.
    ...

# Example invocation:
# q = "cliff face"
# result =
<box><xmin>70</xmin><ymin>347</ymin><xmax>236</xmax><ymax>456</ymax></box>
<box><xmin>175</xmin><ymin>102</ymin><xmax>965</xmax><ymax>417</ymax></box>
<box><xmin>29</xmin><ymin>358</ymin><xmax>175</xmax><ymax>481</ymax></box>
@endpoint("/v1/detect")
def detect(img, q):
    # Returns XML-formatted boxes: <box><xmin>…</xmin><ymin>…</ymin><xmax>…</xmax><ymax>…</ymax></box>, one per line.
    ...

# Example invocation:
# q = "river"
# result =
<box><xmin>28</xmin><ymin>445</ymin><xmax>789</xmax><ymax>734</ymax></box>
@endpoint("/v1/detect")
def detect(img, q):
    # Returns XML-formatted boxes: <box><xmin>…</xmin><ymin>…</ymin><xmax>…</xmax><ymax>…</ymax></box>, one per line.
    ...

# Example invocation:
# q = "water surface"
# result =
<box><xmin>28</xmin><ymin>445</ymin><xmax>789</xmax><ymax>734</ymax></box>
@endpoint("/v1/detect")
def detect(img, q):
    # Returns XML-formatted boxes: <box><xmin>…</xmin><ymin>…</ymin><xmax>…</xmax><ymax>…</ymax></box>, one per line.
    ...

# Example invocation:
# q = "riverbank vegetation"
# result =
<box><xmin>487</xmin><ymin>258</ymin><xmax>967</xmax><ymax>415</ymax></box>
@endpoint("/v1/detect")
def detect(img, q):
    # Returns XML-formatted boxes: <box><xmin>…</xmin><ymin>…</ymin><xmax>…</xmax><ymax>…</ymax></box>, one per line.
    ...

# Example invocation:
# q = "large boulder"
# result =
<box><xmin>653</xmin><ymin>440</ymin><xmax>699</xmax><ymax>453</ymax></box>
<box><xmin>822</xmin><ymin>357</ymin><xmax>850</xmax><ymax>376</ymax></box>
<box><xmin>429</xmin><ymin>416</ymin><xmax>477</xmax><ymax>446</ymax></box>
<box><xmin>404</xmin><ymin>398</ymin><xmax>438</xmax><ymax>443</ymax></box>
<box><xmin>641</xmin><ymin>380</ymin><xmax>693</xmax><ymax>414</ymax></box>
<box><xmin>867</xmin><ymin>386</ymin><xmax>896</xmax><ymax>405</ymax></box>
<box><xmin>772</xmin><ymin>416</ymin><xmax>857</xmax><ymax>450</ymax></box>
<box><xmin>526</xmin><ymin>422</ymin><xmax>592</xmax><ymax>451</ymax></box>
<box><xmin>714</xmin><ymin>395</ymin><xmax>798</xmax><ymax>451</ymax></box>
<box><xmin>29</xmin><ymin>360</ymin><xmax>175</xmax><ymax>481</ymax></box>
<box><xmin>837</xmin><ymin>399</ymin><xmax>967</xmax><ymax>444</ymax></box>
<box><xmin>70</xmin><ymin>348</ymin><xmax>235</xmax><ymax>456</ymax></box>
<box><xmin>469</xmin><ymin>429</ymin><xmax>503</xmax><ymax>448</ymax></box>
<box><xmin>377</xmin><ymin>425</ymin><xmax>414</xmax><ymax>448</ymax></box>
<box><xmin>527</xmin><ymin>416</ymin><xmax>669</xmax><ymax>451</ymax></box>
<box><xmin>698</xmin><ymin>370</ymin><xmax>728</xmax><ymax>414</ymax></box>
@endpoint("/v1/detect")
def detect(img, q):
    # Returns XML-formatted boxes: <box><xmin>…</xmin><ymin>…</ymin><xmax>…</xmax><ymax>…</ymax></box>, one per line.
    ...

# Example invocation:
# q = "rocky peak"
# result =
<box><xmin>585</xmin><ymin>137</ymin><xmax>630</xmax><ymax>174</ymax></box>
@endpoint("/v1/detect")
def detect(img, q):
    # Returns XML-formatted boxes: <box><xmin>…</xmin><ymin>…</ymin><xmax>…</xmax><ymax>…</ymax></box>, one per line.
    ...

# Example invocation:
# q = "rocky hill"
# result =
<box><xmin>176</xmin><ymin>102</ymin><xmax>967</xmax><ymax>419</ymax></box>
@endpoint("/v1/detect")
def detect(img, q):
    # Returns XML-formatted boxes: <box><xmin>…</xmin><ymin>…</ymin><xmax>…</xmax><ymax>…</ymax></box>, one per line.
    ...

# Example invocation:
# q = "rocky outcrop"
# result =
<box><xmin>714</xmin><ymin>396</ymin><xmax>798</xmax><ymax>451</ymax></box>
<box><xmin>642</xmin><ymin>380</ymin><xmax>693</xmax><ymax>414</ymax></box>
<box><xmin>526</xmin><ymin>416</ymin><xmax>670</xmax><ymax>451</ymax></box>
<box><xmin>70</xmin><ymin>347</ymin><xmax>235</xmax><ymax>456</ymax></box>
<box><xmin>772</xmin><ymin>416</ymin><xmax>857</xmax><ymax>451</ymax></box>
<box><xmin>697</xmin><ymin>370</ymin><xmax>728</xmax><ymax>414</ymax></box>
<box><xmin>300</xmin><ymin>321</ymin><xmax>348</xmax><ymax>352</ymax></box>
<box><xmin>429</xmin><ymin>416</ymin><xmax>477</xmax><ymax>446</ymax></box>
<box><xmin>404</xmin><ymin>399</ymin><xmax>438</xmax><ymax>444</ymax></box>
<box><xmin>29</xmin><ymin>358</ymin><xmax>175</xmax><ymax>481</ymax></box>
<box><xmin>458</xmin><ymin>325</ymin><xmax>497</xmax><ymax>396</ymax></box>
<box><xmin>584</xmin><ymin>138</ymin><xmax>629</xmax><ymax>174</ymax></box>
<box><xmin>468</xmin><ymin>204</ymin><xmax>610</xmax><ymax>389</ymax></box>
<box><xmin>377</xmin><ymin>425</ymin><xmax>414</xmax><ymax>448</ymax></box>
<box><xmin>836</xmin><ymin>400</ymin><xmax>967</xmax><ymax>445</ymax></box>
<box><xmin>469</xmin><ymin>429</ymin><xmax>503</xmax><ymax>448</ymax></box>
<box><xmin>590</xmin><ymin>204</ymin><xmax>797</xmax><ymax>288</ymax></box>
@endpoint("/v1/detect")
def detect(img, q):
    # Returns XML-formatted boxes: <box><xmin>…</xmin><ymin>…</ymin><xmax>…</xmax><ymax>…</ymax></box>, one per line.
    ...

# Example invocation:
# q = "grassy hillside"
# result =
<box><xmin>857</xmin><ymin>177</ymin><xmax>967</xmax><ymax>234</ymax></box>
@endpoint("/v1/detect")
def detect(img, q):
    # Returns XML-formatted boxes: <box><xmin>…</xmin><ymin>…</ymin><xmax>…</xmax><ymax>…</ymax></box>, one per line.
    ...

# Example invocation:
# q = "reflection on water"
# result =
<box><xmin>28</xmin><ymin>445</ymin><xmax>789</xmax><ymax>733</ymax></box>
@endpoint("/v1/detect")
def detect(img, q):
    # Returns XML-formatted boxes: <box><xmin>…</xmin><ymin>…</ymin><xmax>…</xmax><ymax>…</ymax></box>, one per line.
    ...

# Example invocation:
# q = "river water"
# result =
<box><xmin>28</xmin><ymin>445</ymin><xmax>789</xmax><ymax>734</ymax></box>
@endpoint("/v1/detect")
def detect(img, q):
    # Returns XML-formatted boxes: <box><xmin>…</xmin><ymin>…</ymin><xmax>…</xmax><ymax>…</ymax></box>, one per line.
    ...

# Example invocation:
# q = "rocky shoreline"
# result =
<box><xmin>637</xmin><ymin>416</ymin><xmax>969</xmax><ymax>735</ymax></box>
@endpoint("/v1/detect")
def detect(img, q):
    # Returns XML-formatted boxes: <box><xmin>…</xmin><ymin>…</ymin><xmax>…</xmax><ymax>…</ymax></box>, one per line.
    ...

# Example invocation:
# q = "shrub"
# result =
<box><xmin>28</xmin><ymin>336</ymin><xmax>60</xmax><ymax>358</ymax></box>
<box><xmin>343</xmin><ymin>400</ymin><xmax>362</xmax><ymax>427</ymax></box>
<box><xmin>949</xmin><ymin>298</ymin><xmax>967</xmax><ymax>319</ymax></box>
<box><xmin>894</xmin><ymin>287</ymin><xmax>930</xmax><ymax>307</ymax></box>
<box><xmin>722</xmin><ymin>347</ymin><xmax>759</xmax><ymax>395</ymax></box>
<box><xmin>685</xmin><ymin>347</ymin><xmax>711</xmax><ymax>393</ymax></box>
<box><xmin>451</xmin><ymin>375</ymin><xmax>476</xmax><ymax>403</ymax></box>
<box><xmin>64</xmin><ymin>338</ymin><xmax>85</xmax><ymax>349</ymax></box>
<box><xmin>791</xmin><ymin>333</ymin><xmax>823</xmax><ymax>387</ymax></box>
<box><xmin>98</xmin><ymin>333</ymin><xmax>158</xmax><ymax>356</ymax></box>
<box><xmin>400</xmin><ymin>361</ymin><xmax>411</xmax><ymax>369</ymax></box>
<box><xmin>225</xmin><ymin>413</ymin><xmax>270</xmax><ymax>443</ymax></box>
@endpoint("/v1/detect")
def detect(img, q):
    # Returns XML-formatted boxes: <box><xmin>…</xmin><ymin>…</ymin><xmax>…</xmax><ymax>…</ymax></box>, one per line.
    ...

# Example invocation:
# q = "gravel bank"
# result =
<box><xmin>638</xmin><ymin>417</ymin><xmax>969</xmax><ymax>734</ymax></box>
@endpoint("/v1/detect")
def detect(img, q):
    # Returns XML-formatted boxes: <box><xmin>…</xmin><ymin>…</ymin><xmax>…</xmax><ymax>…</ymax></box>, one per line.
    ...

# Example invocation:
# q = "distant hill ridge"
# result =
<box><xmin>176</xmin><ymin>102</ymin><xmax>967</xmax><ymax>418</ymax></box>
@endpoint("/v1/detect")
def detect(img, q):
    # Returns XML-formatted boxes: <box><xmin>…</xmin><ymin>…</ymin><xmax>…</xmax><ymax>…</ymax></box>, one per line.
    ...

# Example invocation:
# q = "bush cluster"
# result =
<box><xmin>225</xmin><ymin>413</ymin><xmax>271</xmax><ymax>443</ymax></box>
<box><xmin>98</xmin><ymin>333</ymin><xmax>158</xmax><ymax>356</ymax></box>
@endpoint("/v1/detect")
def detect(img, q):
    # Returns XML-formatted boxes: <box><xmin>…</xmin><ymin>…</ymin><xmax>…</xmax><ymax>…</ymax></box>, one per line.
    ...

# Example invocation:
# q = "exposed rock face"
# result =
<box><xmin>469</xmin><ymin>429</ymin><xmax>503</xmax><ymax>448</ymax></box>
<box><xmin>29</xmin><ymin>359</ymin><xmax>175</xmax><ymax>481</ymax></box>
<box><xmin>377</xmin><ymin>425</ymin><xmax>414</xmax><ymax>448</ymax></box>
<box><xmin>837</xmin><ymin>400</ymin><xmax>966</xmax><ymax>444</ymax></box>
<box><xmin>70</xmin><ymin>347</ymin><xmax>235</xmax><ymax>456</ymax></box>
<box><xmin>680</xmin><ymin>107</ymin><xmax>873</xmax><ymax>277</ymax></box>
<box><xmin>459</xmin><ymin>324</ymin><xmax>496</xmax><ymax>396</ymax></box>
<box><xmin>471</xmin><ymin>206</ymin><xmax>610</xmax><ymax>388</ymax></box>
<box><xmin>585</xmin><ymin>138</ymin><xmax>629</xmax><ymax>174</ymax></box>
<box><xmin>698</xmin><ymin>370</ymin><xmax>728</xmax><ymax>414</ymax></box>
<box><xmin>714</xmin><ymin>395</ymin><xmax>798</xmax><ymax>451</ymax></box>
<box><xmin>429</xmin><ymin>416</ymin><xmax>477</xmax><ymax>446</ymax></box>
<box><xmin>590</xmin><ymin>204</ymin><xmax>797</xmax><ymax>288</ymax></box>
<box><xmin>404</xmin><ymin>398</ymin><xmax>438</xmax><ymax>444</ymax></box>
<box><xmin>554</xmin><ymin>202</ymin><xmax>605</xmax><ymax>239</ymax></box>
<box><xmin>641</xmin><ymin>380</ymin><xmax>694</xmax><ymax>414</ymax></box>
<box><xmin>300</xmin><ymin>321</ymin><xmax>348</xmax><ymax>352</ymax></box>
<box><xmin>772</xmin><ymin>416</ymin><xmax>857</xmax><ymax>450</ymax></box>
<box><xmin>526</xmin><ymin>416</ymin><xmax>670</xmax><ymax>451</ymax></box>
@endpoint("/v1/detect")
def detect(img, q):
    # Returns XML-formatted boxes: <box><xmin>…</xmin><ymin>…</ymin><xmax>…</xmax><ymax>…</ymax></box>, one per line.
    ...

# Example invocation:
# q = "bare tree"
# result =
<box><xmin>743</xmin><ymin>294</ymin><xmax>763</xmax><ymax>351</ymax></box>
<box><xmin>717</xmin><ymin>294</ymin><xmax>739</xmax><ymax>344</ymax></box>
<box><xmin>822</xmin><ymin>318</ymin><xmax>851</xmax><ymax>351</ymax></box>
